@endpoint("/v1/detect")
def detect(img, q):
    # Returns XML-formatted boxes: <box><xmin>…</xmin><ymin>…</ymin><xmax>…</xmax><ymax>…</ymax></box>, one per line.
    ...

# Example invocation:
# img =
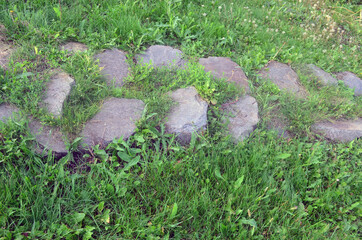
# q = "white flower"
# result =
<box><xmin>201</xmin><ymin>4</ymin><xmax>204</xmax><ymax>7</ymax></box>
<box><xmin>218</xmin><ymin>6</ymin><xmax>222</xmax><ymax>10</ymax></box>
<box><xmin>275</xmin><ymin>29</ymin><xmax>278</xmax><ymax>32</ymax></box>
<box><xmin>202</xmin><ymin>13</ymin><xmax>207</xmax><ymax>17</ymax></box>
<box><xmin>282</xmin><ymin>31</ymin><xmax>285</xmax><ymax>34</ymax></box>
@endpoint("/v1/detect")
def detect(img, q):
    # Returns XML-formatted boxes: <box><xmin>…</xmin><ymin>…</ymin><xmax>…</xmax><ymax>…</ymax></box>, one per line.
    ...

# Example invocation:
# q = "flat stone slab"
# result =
<box><xmin>312</xmin><ymin>119</ymin><xmax>362</xmax><ymax>142</ymax></box>
<box><xmin>61</xmin><ymin>42</ymin><xmax>88</xmax><ymax>52</ymax></box>
<box><xmin>336</xmin><ymin>71</ymin><xmax>362</xmax><ymax>96</ymax></box>
<box><xmin>94</xmin><ymin>49</ymin><xmax>130</xmax><ymax>87</ymax></box>
<box><xmin>0</xmin><ymin>39</ymin><xmax>13</xmax><ymax>69</ymax></box>
<box><xmin>301</xmin><ymin>64</ymin><xmax>338</xmax><ymax>86</ymax></box>
<box><xmin>258</xmin><ymin>61</ymin><xmax>307</xmax><ymax>98</ymax></box>
<box><xmin>81</xmin><ymin>98</ymin><xmax>145</xmax><ymax>148</ymax></box>
<box><xmin>0</xmin><ymin>103</ymin><xmax>20</xmax><ymax>123</ymax></box>
<box><xmin>29</xmin><ymin>119</ymin><xmax>68</xmax><ymax>157</ymax></box>
<box><xmin>165</xmin><ymin>87</ymin><xmax>208</xmax><ymax>145</ymax></box>
<box><xmin>43</xmin><ymin>71</ymin><xmax>75</xmax><ymax>118</ymax></box>
<box><xmin>223</xmin><ymin>95</ymin><xmax>259</xmax><ymax>142</ymax></box>
<box><xmin>136</xmin><ymin>45</ymin><xmax>187</xmax><ymax>69</ymax></box>
<box><xmin>199</xmin><ymin>57</ymin><xmax>250</xmax><ymax>92</ymax></box>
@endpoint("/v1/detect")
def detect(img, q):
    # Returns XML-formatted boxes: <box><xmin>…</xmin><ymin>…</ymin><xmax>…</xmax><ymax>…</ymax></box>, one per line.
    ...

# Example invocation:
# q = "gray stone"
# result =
<box><xmin>223</xmin><ymin>95</ymin><xmax>259</xmax><ymax>142</ymax></box>
<box><xmin>81</xmin><ymin>98</ymin><xmax>145</xmax><ymax>148</ymax></box>
<box><xmin>258</xmin><ymin>61</ymin><xmax>307</xmax><ymax>98</ymax></box>
<box><xmin>61</xmin><ymin>42</ymin><xmax>88</xmax><ymax>52</ymax></box>
<box><xmin>43</xmin><ymin>71</ymin><xmax>75</xmax><ymax>118</ymax></box>
<box><xmin>0</xmin><ymin>103</ymin><xmax>20</xmax><ymax>123</ymax></box>
<box><xmin>199</xmin><ymin>57</ymin><xmax>250</xmax><ymax>92</ymax></box>
<box><xmin>0</xmin><ymin>38</ymin><xmax>13</xmax><ymax>69</ymax></box>
<box><xmin>336</xmin><ymin>71</ymin><xmax>362</xmax><ymax>96</ymax></box>
<box><xmin>136</xmin><ymin>45</ymin><xmax>187</xmax><ymax>69</ymax></box>
<box><xmin>94</xmin><ymin>49</ymin><xmax>130</xmax><ymax>87</ymax></box>
<box><xmin>302</xmin><ymin>64</ymin><xmax>338</xmax><ymax>86</ymax></box>
<box><xmin>165</xmin><ymin>87</ymin><xmax>208</xmax><ymax>145</ymax></box>
<box><xmin>312</xmin><ymin>119</ymin><xmax>362</xmax><ymax>142</ymax></box>
<box><xmin>29</xmin><ymin>119</ymin><xmax>68</xmax><ymax>156</ymax></box>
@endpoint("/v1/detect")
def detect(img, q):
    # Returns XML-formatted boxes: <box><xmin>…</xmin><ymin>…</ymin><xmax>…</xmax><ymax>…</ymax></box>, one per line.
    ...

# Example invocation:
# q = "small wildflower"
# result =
<box><xmin>282</xmin><ymin>31</ymin><xmax>285</xmax><ymax>34</ymax></box>
<box><xmin>244</xmin><ymin>19</ymin><xmax>247</xmax><ymax>22</ymax></box>
<box><xmin>336</xmin><ymin>179</ymin><xmax>340</xmax><ymax>182</ymax></box>
<box><xmin>339</xmin><ymin>44</ymin><xmax>343</xmax><ymax>49</ymax></box>
<box><xmin>201</xmin><ymin>4</ymin><xmax>204</xmax><ymax>7</ymax></box>
<box><xmin>322</xmin><ymin>50</ymin><xmax>327</xmax><ymax>53</ymax></box>
<box><xmin>218</xmin><ymin>6</ymin><xmax>222</xmax><ymax>10</ymax></box>
<box><xmin>221</xmin><ymin>37</ymin><xmax>225</xmax><ymax>40</ymax></box>
<box><xmin>266</xmin><ymin>16</ymin><xmax>269</xmax><ymax>19</ymax></box>
<box><xmin>202</xmin><ymin>13</ymin><xmax>207</xmax><ymax>17</ymax></box>
<box><xmin>275</xmin><ymin>29</ymin><xmax>278</xmax><ymax>32</ymax></box>
<box><xmin>303</xmin><ymin>32</ymin><xmax>307</xmax><ymax>36</ymax></box>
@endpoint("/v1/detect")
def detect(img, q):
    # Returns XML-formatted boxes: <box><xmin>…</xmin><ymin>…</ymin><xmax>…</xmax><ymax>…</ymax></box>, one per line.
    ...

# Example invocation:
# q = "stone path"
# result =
<box><xmin>1</xmin><ymin>38</ymin><xmax>361</xmax><ymax>157</ymax></box>
<box><xmin>81</xmin><ymin>98</ymin><xmax>145</xmax><ymax>148</ymax></box>
<box><xmin>94</xmin><ymin>49</ymin><xmax>130</xmax><ymax>87</ymax></box>
<box><xmin>0</xmin><ymin>25</ymin><xmax>13</xmax><ymax>69</ymax></box>
<box><xmin>136</xmin><ymin>45</ymin><xmax>187</xmax><ymax>69</ymax></box>
<box><xmin>299</xmin><ymin>64</ymin><xmax>338</xmax><ymax>86</ymax></box>
<box><xmin>222</xmin><ymin>95</ymin><xmax>259</xmax><ymax>142</ymax></box>
<box><xmin>336</xmin><ymin>72</ymin><xmax>362</xmax><ymax>96</ymax></box>
<box><xmin>199</xmin><ymin>57</ymin><xmax>250</xmax><ymax>93</ymax></box>
<box><xmin>43</xmin><ymin>71</ymin><xmax>75</xmax><ymax>118</ymax></box>
<box><xmin>165</xmin><ymin>87</ymin><xmax>208</xmax><ymax>145</ymax></box>
<box><xmin>258</xmin><ymin>61</ymin><xmax>308</xmax><ymax>98</ymax></box>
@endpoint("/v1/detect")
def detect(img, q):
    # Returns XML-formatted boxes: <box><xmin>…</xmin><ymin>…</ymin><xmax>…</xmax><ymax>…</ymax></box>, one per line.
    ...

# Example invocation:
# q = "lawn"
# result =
<box><xmin>0</xmin><ymin>0</ymin><xmax>361</xmax><ymax>239</ymax></box>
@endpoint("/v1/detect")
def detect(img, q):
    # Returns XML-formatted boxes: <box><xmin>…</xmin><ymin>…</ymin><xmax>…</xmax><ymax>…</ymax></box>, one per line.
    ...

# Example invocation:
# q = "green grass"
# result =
<box><xmin>0</xmin><ymin>0</ymin><xmax>361</xmax><ymax>239</ymax></box>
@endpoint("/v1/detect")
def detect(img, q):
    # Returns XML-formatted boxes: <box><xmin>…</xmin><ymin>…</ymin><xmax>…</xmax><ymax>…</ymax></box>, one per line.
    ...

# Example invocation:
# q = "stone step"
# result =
<box><xmin>258</xmin><ymin>61</ymin><xmax>308</xmax><ymax>98</ymax></box>
<box><xmin>0</xmin><ymin>103</ymin><xmax>20</xmax><ymax>123</ymax></box>
<box><xmin>136</xmin><ymin>45</ymin><xmax>187</xmax><ymax>69</ymax></box>
<box><xmin>43</xmin><ymin>71</ymin><xmax>75</xmax><ymax>118</ymax></box>
<box><xmin>299</xmin><ymin>64</ymin><xmax>338</xmax><ymax>86</ymax></box>
<box><xmin>312</xmin><ymin>119</ymin><xmax>362</xmax><ymax>142</ymax></box>
<box><xmin>94</xmin><ymin>49</ymin><xmax>130</xmax><ymax>87</ymax></box>
<box><xmin>199</xmin><ymin>56</ymin><xmax>250</xmax><ymax>93</ymax></box>
<box><xmin>81</xmin><ymin>97</ymin><xmax>145</xmax><ymax>148</ymax></box>
<box><xmin>61</xmin><ymin>42</ymin><xmax>88</xmax><ymax>53</ymax></box>
<box><xmin>336</xmin><ymin>71</ymin><xmax>362</xmax><ymax>96</ymax></box>
<box><xmin>222</xmin><ymin>95</ymin><xmax>259</xmax><ymax>142</ymax></box>
<box><xmin>165</xmin><ymin>86</ymin><xmax>208</xmax><ymax>145</ymax></box>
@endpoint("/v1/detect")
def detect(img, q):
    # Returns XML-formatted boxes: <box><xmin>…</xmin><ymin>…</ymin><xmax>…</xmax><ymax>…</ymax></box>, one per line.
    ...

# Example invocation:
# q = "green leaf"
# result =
<box><xmin>117</xmin><ymin>151</ymin><xmax>131</xmax><ymax>162</ymax></box>
<box><xmin>234</xmin><ymin>176</ymin><xmax>244</xmax><ymax>190</ymax></box>
<box><xmin>170</xmin><ymin>203</ymin><xmax>178</xmax><ymax>219</ymax></box>
<box><xmin>53</xmin><ymin>7</ymin><xmax>61</xmax><ymax>18</ymax></box>
<box><xmin>240</xmin><ymin>218</ymin><xmax>257</xmax><ymax>228</ymax></box>
<box><xmin>215</xmin><ymin>168</ymin><xmax>226</xmax><ymax>181</ymax></box>
<box><xmin>73</xmin><ymin>213</ymin><xmax>85</xmax><ymax>224</ymax></box>
<box><xmin>123</xmin><ymin>156</ymin><xmax>140</xmax><ymax>171</ymax></box>
<box><xmin>276</xmin><ymin>153</ymin><xmax>291</xmax><ymax>159</ymax></box>
<box><xmin>98</xmin><ymin>201</ymin><xmax>105</xmax><ymax>212</ymax></box>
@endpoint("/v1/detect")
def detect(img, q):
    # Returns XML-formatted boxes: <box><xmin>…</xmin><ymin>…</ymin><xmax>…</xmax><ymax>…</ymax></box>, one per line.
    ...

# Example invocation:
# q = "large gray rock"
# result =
<box><xmin>43</xmin><ymin>71</ymin><xmax>75</xmax><ymax>118</ymax></box>
<box><xmin>258</xmin><ymin>61</ymin><xmax>307</xmax><ymax>98</ymax></box>
<box><xmin>223</xmin><ymin>95</ymin><xmax>259</xmax><ymax>142</ymax></box>
<box><xmin>0</xmin><ymin>103</ymin><xmax>20</xmax><ymax>123</ymax></box>
<box><xmin>29</xmin><ymin>119</ymin><xmax>68</xmax><ymax>157</ymax></box>
<box><xmin>312</xmin><ymin>119</ymin><xmax>362</xmax><ymax>142</ymax></box>
<box><xmin>301</xmin><ymin>64</ymin><xmax>338</xmax><ymax>86</ymax></box>
<box><xmin>94</xmin><ymin>49</ymin><xmax>130</xmax><ymax>87</ymax></box>
<box><xmin>199</xmin><ymin>57</ymin><xmax>250</xmax><ymax>93</ymax></box>
<box><xmin>136</xmin><ymin>45</ymin><xmax>187</xmax><ymax>69</ymax></box>
<box><xmin>81</xmin><ymin>98</ymin><xmax>145</xmax><ymax>148</ymax></box>
<box><xmin>165</xmin><ymin>87</ymin><xmax>208</xmax><ymax>145</ymax></box>
<box><xmin>61</xmin><ymin>42</ymin><xmax>88</xmax><ymax>53</ymax></box>
<box><xmin>336</xmin><ymin>71</ymin><xmax>362</xmax><ymax>96</ymax></box>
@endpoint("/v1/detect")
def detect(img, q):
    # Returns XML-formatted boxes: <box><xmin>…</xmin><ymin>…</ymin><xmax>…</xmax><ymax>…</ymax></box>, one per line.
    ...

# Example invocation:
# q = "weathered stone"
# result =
<box><xmin>199</xmin><ymin>57</ymin><xmax>250</xmax><ymax>92</ymax></box>
<box><xmin>0</xmin><ymin>30</ymin><xmax>14</xmax><ymax>69</ymax></box>
<box><xmin>165</xmin><ymin>87</ymin><xmax>208</xmax><ymax>145</ymax></box>
<box><xmin>81</xmin><ymin>98</ymin><xmax>145</xmax><ymax>148</ymax></box>
<box><xmin>29</xmin><ymin>119</ymin><xmax>68</xmax><ymax>156</ymax></box>
<box><xmin>301</xmin><ymin>64</ymin><xmax>338</xmax><ymax>86</ymax></box>
<box><xmin>136</xmin><ymin>45</ymin><xmax>187</xmax><ymax>69</ymax></box>
<box><xmin>94</xmin><ymin>49</ymin><xmax>130</xmax><ymax>87</ymax></box>
<box><xmin>258</xmin><ymin>61</ymin><xmax>307</xmax><ymax>98</ymax></box>
<box><xmin>61</xmin><ymin>42</ymin><xmax>88</xmax><ymax>52</ymax></box>
<box><xmin>223</xmin><ymin>95</ymin><xmax>259</xmax><ymax>142</ymax></box>
<box><xmin>0</xmin><ymin>103</ymin><xmax>20</xmax><ymax>123</ymax></box>
<box><xmin>43</xmin><ymin>71</ymin><xmax>75</xmax><ymax>118</ymax></box>
<box><xmin>312</xmin><ymin>119</ymin><xmax>362</xmax><ymax>142</ymax></box>
<box><xmin>336</xmin><ymin>71</ymin><xmax>362</xmax><ymax>96</ymax></box>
